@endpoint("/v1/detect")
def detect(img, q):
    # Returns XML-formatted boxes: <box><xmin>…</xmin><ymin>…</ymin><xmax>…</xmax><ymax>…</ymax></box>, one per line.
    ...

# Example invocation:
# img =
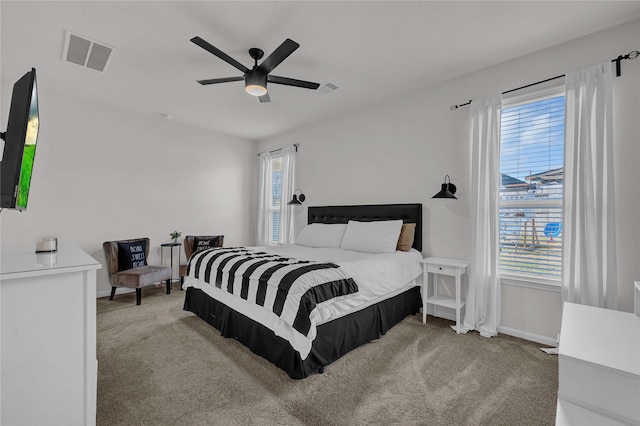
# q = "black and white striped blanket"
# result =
<box><xmin>186</xmin><ymin>247</ymin><xmax>359</xmax><ymax>336</ymax></box>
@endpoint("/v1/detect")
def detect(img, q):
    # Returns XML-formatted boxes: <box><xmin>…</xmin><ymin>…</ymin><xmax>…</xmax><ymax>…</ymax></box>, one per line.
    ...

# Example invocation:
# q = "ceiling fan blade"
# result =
<box><xmin>259</xmin><ymin>93</ymin><xmax>271</xmax><ymax>103</ymax></box>
<box><xmin>197</xmin><ymin>76</ymin><xmax>244</xmax><ymax>85</ymax></box>
<box><xmin>268</xmin><ymin>75</ymin><xmax>320</xmax><ymax>90</ymax></box>
<box><xmin>191</xmin><ymin>36</ymin><xmax>249</xmax><ymax>73</ymax></box>
<box><xmin>258</xmin><ymin>39</ymin><xmax>299</xmax><ymax>74</ymax></box>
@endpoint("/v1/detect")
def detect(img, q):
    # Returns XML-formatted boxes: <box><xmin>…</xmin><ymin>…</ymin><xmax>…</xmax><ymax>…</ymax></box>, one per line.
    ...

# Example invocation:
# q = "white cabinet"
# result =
<box><xmin>556</xmin><ymin>302</ymin><xmax>640</xmax><ymax>425</ymax></box>
<box><xmin>1</xmin><ymin>244</ymin><xmax>101</xmax><ymax>426</ymax></box>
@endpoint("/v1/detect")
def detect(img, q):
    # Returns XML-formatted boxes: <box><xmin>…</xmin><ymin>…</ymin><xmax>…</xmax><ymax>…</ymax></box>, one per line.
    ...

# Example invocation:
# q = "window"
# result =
<box><xmin>257</xmin><ymin>145</ymin><xmax>296</xmax><ymax>246</ymax></box>
<box><xmin>268</xmin><ymin>155</ymin><xmax>282</xmax><ymax>244</ymax></box>
<box><xmin>499</xmin><ymin>87</ymin><xmax>565</xmax><ymax>280</ymax></box>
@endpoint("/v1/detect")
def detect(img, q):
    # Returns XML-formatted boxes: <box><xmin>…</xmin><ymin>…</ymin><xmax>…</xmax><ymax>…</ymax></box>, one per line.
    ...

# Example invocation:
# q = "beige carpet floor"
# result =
<box><xmin>97</xmin><ymin>285</ymin><xmax>558</xmax><ymax>426</ymax></box>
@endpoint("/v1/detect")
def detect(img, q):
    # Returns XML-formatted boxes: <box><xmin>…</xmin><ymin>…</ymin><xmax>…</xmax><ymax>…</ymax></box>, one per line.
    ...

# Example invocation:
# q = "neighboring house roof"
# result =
<box><xmin>501</xmin><ymin>173</ymin><xmax>526</xmax><ymax>186</ymax></box>
<box><xmin>526</xmin><ymin>167</ymin><xmax>564</xmax><ymax>184</ymax></box>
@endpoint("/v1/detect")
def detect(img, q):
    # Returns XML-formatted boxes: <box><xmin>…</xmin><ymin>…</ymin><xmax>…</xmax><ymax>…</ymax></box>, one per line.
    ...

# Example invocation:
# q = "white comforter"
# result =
<box><xmin>182</xmin><ymin>244</ymin><xmax>423</xmax><ymax>359</ymax></box>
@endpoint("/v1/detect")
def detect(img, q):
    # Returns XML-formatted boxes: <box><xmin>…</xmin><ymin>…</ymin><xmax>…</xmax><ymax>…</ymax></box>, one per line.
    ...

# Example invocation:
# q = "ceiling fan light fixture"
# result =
<box><xmin>245</xmin><ymin>70</ymin><xmax>267</xmax><ymax>97</ymax></box>
<box><xmin>245</xmin><ymin>84</ymin><xmax>267</xmax><ymax>97</ymax></box>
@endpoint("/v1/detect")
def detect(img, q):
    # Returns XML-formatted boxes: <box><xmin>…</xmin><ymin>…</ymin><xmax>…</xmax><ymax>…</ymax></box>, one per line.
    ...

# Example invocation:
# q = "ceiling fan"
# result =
<box><xmin>191</xmin><ymin>36</ymin><xmax>320</xmax><ymax>103</ymax></box>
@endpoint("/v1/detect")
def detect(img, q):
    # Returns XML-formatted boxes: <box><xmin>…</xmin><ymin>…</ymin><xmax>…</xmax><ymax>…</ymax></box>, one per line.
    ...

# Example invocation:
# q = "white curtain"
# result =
<box><xmin>563</xmin><ymin>62</ymin><xmax>617</xmax><ymax>309</ymax></box>
<box><xmin>278</xmin><ymin>145</ymin><xmax>297</xmax><ymax>244</ymax></box>
<box><xmin>463</xmin><ymin>95</ymin><xmax>502</xmax><ymax>337</ymax></box>
<box><xmin>256</xmin><ymin>152</ymin><xmax>272</xmax><ymax>246</ymax></box>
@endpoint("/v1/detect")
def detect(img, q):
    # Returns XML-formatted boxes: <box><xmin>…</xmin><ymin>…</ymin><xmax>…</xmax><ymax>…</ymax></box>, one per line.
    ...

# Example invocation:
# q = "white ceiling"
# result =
<box><xmin>2</xmin><ymin>1</ymin><xmax>639</xmax><ymax>141</ymax></box>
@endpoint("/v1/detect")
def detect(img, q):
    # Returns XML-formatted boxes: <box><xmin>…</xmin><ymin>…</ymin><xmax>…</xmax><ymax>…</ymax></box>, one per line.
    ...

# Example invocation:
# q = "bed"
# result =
<box><xmin>182</xmin><ymin>203</ymin><xmax>423</xmax><ymax>379</ymax></box>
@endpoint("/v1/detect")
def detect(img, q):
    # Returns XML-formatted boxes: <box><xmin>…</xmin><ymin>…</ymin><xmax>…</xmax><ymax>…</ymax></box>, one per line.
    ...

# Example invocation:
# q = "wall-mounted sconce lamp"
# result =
<box><xmin>288</xmin><ymin>189</ymin><xmax>306</xmax><ymax>205</ymax></box>
<box><xmin>432</xmin><ymin>175</ymin><xmax>457</xmax><ymax>199</ymax></box>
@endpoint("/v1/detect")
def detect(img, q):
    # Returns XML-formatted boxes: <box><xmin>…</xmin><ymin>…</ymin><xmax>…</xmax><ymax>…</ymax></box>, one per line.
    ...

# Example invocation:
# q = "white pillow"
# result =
<box><xmin>295</xmin><ymin>223</ymin><xmax>347</xmax><ymax>248</ymax></box>
<box><xmin>340</xmin><ymin>220</ymin><xmax>403</xmax><ymax>254</ymax></box>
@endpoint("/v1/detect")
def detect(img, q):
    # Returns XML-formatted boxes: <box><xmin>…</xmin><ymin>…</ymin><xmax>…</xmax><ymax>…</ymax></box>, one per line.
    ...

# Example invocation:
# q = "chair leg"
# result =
<box><xmin>109</xmin><ymin>286</ymin><xmax>117</xmax><ymax>301</ymax></box>
<box><xmin>136</xmin><ymin>288</ymin><xmax>142</xmax><ymax>305</ymax></box>
<box><xmin>180</xmin><ymin>276</ymin><xmax>184</xmax><ymax>290</ymax></box>
<box><xmin>166</xmin><ymin>279</ymin><xmax>171</xmax><ymax>295</ymax></box>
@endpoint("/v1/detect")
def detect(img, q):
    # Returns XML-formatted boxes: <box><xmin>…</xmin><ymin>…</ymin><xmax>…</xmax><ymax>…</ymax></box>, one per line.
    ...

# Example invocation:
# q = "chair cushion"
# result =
<box><xmin>111</xmin><ymin>265</ymin><xmax>172</xmax><ymax>288</ymax></box>
<box><xmin>117</xmin><ymin>240</ymin><xmax>148</xmax><ymax>271</ymax></box>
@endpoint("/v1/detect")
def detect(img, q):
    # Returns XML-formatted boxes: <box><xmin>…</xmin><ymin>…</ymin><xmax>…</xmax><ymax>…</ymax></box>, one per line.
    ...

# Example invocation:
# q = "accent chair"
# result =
<box><xmin>103</xmin><ymin>238</ymin><xmax>173</xmax><ymax>305</ymax></box>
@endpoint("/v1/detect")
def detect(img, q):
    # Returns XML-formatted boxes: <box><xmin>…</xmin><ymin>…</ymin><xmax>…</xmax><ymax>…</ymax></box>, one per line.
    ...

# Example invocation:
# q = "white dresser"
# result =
<box><xmin>556</xmin><ymin>301</ymin><xmax>640</xmax><ymax>425</ymax></box>
<box><xmin>1</xmin><ymin>244</ymin><xmax>101</xmax><ymax>426</ymax></box>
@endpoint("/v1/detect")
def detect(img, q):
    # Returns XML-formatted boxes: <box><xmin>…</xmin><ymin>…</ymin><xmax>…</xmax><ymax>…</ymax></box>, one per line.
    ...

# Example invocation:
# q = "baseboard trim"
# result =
<box><xmin>497</xmin><ymin>325</ymin><xmax>557</xmax><ymax>347</ymax></box>
<box><xmin>96</xmin><ymin>287</ymin><xmax>135</xmax><ymax>299</ymax></box>
<box><xmin>422</xmin><ymin>307</ymin><xmax>557</xmax><ymax>346</ymax></box>
<box><xmin>424</xmin><ymin>306</ymin><xmax>456</xmax><ymax>321</ymax></box>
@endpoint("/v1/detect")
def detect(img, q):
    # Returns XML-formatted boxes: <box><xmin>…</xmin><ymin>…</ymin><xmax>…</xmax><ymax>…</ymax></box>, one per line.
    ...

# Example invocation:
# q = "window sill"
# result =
<box><xmin>500</xmin><ymin>274</ymin><xmax>561</xmax><ymax>293</ymax></box>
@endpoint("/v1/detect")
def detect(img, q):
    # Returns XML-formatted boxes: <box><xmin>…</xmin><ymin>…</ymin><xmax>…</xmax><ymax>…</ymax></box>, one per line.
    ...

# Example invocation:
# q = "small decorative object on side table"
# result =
<box><xmin>169</xmin><ymin>230</ymin><xmax>182</xmax><ymax>244</ymax></box>
<box><xmin>419</xmin><ymin>257</ymin><xmax>469</xmax><ymax>333</ymax></box>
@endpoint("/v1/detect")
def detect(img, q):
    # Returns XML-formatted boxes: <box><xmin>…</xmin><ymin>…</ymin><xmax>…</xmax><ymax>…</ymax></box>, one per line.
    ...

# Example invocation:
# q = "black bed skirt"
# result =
<box><xmin>183</xmin><ymin>286</ymin><xmax>422</xmax><ymax>379</ymax></box>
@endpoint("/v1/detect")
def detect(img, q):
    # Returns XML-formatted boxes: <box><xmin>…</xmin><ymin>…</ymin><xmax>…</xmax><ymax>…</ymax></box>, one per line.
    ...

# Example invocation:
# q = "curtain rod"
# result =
<box><xmin>450</xmin><ymin>49</ymin><xmax>639</xmax><ymax>111</ymax></box>
<box><xmin>257</xmin><ymin>143</ymin><xmax>299</xmax><ymax>157</ymax></box>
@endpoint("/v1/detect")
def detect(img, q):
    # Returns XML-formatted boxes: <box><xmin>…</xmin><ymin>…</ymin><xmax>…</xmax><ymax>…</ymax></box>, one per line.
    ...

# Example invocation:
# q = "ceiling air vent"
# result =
<box><xmin>312</xmin><ymin>82</ymin><xmax>341</xmax><ymax>96</ymax></box>
<box><xmin>63</xmin><ymin>31</ymin><xmax>115</xmax><ymax>72</ymax></box>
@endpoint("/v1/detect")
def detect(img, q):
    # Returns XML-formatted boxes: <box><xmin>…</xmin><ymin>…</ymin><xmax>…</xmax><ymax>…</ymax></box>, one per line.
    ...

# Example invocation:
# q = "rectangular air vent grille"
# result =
<box><xmin>312</xmin><ymin>82</ymin><xmax>341</xmax><ymax>96</ymax></box>
<box><xmin>63</xmin><ymin>31</ymin><xmax>115</xmax><ymax>72</ymax></box>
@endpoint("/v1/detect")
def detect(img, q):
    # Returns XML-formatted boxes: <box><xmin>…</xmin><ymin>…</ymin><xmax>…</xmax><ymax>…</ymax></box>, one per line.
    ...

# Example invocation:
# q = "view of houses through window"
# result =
<box><xmin>499</xmin><ymin>90</ymin><xmax>565</xmax><ymax>280</ymax></box>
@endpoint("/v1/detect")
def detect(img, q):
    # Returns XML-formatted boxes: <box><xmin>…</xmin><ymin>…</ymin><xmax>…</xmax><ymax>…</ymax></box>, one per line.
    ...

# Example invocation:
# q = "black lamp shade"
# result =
<box><xmin>288</xmin><ymin>192</ymin><xmax>305</xmax><ymax>205</ymax></box>
<box><xmin>432</xmin><ymin>175</ymin><xmax>457</xmax><ymax>199</ymax></box>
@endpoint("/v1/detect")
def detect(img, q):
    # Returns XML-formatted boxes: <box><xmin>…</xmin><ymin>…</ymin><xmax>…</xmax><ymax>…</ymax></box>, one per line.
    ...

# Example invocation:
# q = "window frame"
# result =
<box><xmin>499</xmin><ymin>84</ymin><xmax>565</xmax><ymax>287</ymax></box>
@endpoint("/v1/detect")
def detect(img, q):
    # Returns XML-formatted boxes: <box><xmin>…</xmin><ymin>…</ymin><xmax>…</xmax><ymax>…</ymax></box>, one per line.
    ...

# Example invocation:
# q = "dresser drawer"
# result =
<box><xmin>427</xmin><ymin>264</ymin><xmax>457</xmax><ymax>275</ymax></box>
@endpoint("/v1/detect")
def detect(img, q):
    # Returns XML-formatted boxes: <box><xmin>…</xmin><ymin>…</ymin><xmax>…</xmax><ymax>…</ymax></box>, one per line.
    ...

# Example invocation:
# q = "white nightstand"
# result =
<box><xmin>420</xmin><ymin>257</ymin><xmax>469</xmax><ymax>333</ymax></box>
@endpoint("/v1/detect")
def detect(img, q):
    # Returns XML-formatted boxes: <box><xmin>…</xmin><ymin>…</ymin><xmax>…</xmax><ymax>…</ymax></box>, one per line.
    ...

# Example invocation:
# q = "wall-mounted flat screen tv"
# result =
<box><xmin>1</xmin><ymin>68</ymin><xmax>39</xmax><ymax>211</ymax></box>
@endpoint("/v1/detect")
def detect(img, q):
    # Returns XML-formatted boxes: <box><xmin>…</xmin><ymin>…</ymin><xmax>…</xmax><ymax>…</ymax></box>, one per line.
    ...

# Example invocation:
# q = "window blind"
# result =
<box><xmin>270</xmin><ymin>157</ymin><xmax>282</xmax><ymax>243</ymax></box>
<box><xmin>499</xmin><ymin>94</ymin><xmax>565</xmax><ymax>280</ymax></box>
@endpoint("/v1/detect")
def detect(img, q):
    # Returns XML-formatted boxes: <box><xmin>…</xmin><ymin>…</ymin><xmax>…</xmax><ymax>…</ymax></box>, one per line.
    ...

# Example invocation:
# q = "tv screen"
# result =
<box><xmin>1</xmin><ymin>68</ymin><xmax>39</xmax><ymax>211</ymax></box>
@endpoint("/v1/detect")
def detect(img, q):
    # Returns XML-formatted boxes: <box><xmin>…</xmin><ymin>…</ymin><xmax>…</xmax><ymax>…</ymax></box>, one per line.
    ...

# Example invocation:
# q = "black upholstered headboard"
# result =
<box><xmin>307</xmin><ymin>203</ymin><xmax>423</xmax><ymax>252</ymax></box>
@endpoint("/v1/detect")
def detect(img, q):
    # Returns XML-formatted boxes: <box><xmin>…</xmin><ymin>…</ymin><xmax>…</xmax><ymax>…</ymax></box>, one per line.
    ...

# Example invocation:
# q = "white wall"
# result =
<box><xmin>0</xmin><ymin>90</ymin><xmax>257</xmax><ymax>297</ymax></box>
<box><xmin>258</xmin><ymin>19</ymin><xmax>640</xmax><ymax>343</ymax></box>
